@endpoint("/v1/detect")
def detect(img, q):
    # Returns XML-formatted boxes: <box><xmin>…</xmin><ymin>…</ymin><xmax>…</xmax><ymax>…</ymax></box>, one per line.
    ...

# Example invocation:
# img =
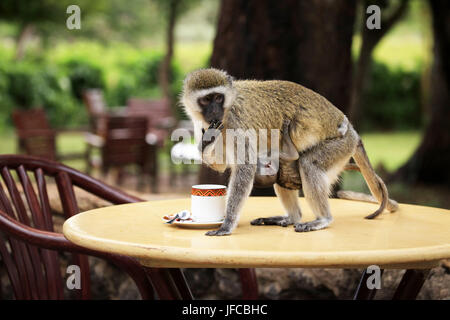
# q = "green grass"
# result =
<box><xmin>341</xmin><ymin>131</ymin><xmax>422</xmax><ymax>193</ymax></box>
<box><xmin>352</xmin><ymin>0</ymin><xmax>431</xmax><ymax>72</ymax></box>
<box><xmin>352</xmin><ymin>32</ymin><xmax>429</xmax><ymax>72</ymax></box>
<box><xmin>0</xmin><ymin>130</ymin><xmax>15</xmax><ymax>155</ymax></box>
<box><xmin>360</xmin><ymin>131</ymin><xmax>422</xmax><ymax>172</ymax></box>
<box><xmin>174</xmin><ymin>42</ymin><xmax>212</xmax><ymax>73</ymax></box>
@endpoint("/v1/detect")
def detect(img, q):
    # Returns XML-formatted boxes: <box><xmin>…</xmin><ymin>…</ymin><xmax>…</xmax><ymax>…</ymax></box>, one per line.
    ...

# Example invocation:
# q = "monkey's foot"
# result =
<box><xmin>250</xmin><ymin>215</ymin><xmax>293</xmax><ymax>227</ymax></box>
<box><xmin>205</xmin><ymin>228</ymin><xmax>232</xmax><ymax>236</ymax></box>
<box><xmin>294</xmin><ymin>218</ymin><xmax>332</xmax><ymax>232</ymax></box>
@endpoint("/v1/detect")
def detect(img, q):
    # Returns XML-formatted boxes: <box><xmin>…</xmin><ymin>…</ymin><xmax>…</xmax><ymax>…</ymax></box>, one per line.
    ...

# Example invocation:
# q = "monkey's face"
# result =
<box><xmin>197</xmin><ymin>93</ymin><xmax>225</xmax><ymax>124</ymax></box>
<box><xmin>181</xmin><ymin>69</ymin><xmax>237</xmax><ymax>132</ymax></box>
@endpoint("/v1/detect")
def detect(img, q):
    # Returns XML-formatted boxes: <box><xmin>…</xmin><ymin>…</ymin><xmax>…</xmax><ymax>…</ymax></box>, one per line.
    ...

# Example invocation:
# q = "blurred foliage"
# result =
<box><xmin>108</xmin><ymin>52</ymin><xmax>183</xmax><ymax>105</ymax></box>
<box><xmin>3</xmin><ymin>63</ymin><xmax>38</xmax><ymax>108</ymax></box>
<box><xmin>0</xmin><ymin>0</ymin><xmax>428</xmax><ymax>133</ymax></box>
<box><xmin>0</xmin><ymin>0</ymin><xmax>217</xmax><ymax>47</ymax></box>
<box><xmin>360</xmin><ymin>61</ymin><xmax>422</xmax><ymax>131</ymax></box>
<box><xmin>64</xmin><ymin>60</ymin><xmax>105</xmax><ymax>100</ymax></box>
<box><xmin>0</xmin><ymin>41</ymin><xmax>421</xmax><ymax>131</ymax></box>
<box><xmin>0</xmin><ymin>61</ymin><xmax>86</xmax><ymax>128</ymax></box>
<box><xmin>0</xmin><ymin>0</ymin><xmax>78</xmax><ymax>24</ymax></box>
<box><xmin>0</xmin><ymin>42</ymin><xmax>198</xmax><ymax>129</ymax></box>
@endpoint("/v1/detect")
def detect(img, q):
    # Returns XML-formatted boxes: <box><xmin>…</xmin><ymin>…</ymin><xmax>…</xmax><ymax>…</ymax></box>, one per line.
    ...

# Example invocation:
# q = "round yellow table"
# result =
<box><xmin>63</xmin><ymin>197</ymin><xmax>450</xmax><ymax>299</ymax></box>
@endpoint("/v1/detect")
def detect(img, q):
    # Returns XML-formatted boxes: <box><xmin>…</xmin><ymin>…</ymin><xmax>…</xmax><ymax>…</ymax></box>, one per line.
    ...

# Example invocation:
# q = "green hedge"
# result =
<box><xmin>0</xmin><ymin>51</ymin><xmax>183</xmax><ymax>130</ymax></box>
<box><xmin>360</xmin><ymin>62</ymin><xmax>422</xmax><ymax>131</ymax></box>
<box><xmin>0</xmin><ymin>61</ymin><xmax>87</xmax><ymax>128</ymax></box>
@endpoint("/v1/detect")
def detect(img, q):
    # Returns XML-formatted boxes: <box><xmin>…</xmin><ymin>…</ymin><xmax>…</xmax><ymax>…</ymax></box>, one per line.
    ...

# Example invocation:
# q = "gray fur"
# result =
<box><xmin>250</xmin><ymin>183</ymin><xmax>302</xmax><ymax>227</ymax></box>
<box><xmin>205</xmin><ymin>164</ymin><xmax>256</xmax><ymax>236</ymax></box>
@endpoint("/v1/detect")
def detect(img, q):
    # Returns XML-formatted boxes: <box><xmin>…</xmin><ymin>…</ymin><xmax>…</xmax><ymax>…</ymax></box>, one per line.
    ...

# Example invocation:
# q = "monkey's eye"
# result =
<box><xmin>215</xmin><ymin>94</ymin><xmax>224</xmax><ymax>104</ymax></box>
<box><xmin>198</xmin><ymin>96</ymin><xmax>211</xmax><ymax>107</ymax></box>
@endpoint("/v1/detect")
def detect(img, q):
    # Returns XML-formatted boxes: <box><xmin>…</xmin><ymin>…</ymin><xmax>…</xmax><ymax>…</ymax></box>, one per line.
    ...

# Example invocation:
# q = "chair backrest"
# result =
<box><xmin>102</xmin><ymin>116</ymin><xmax>149</xmax><ymax>168</ymax></box>
<box><xmin>0</xmin><ymin>155</ymin><xmax>148</xmax><ymax>300</ymax></box>
<box><xmin>126</xmin><ymin>98</ymin><xmax>174</xmax><ymax>147</ymax></box>
<box><xmin>12</xmin><ymin>109</ymin><xmax>57</xmax><ymax>160</ymax></box>
<box><xmin>127</xmin><ymin>98</ymin><xmax>173</xmax><ymax>128</ymax></box>
<box><xmin>20</xmin><ymin>131</ymin><xmax>57</xmax><ymax>161</ymax></box>
<box><xmin>12</xmin><ymin>109</ymin><xmax>51</xmax><ymax>131</ymax></box>
<box><xmin>82</xmin><ymin>89</ymin><xmax>106</xmax><ymax>116</ymax></box>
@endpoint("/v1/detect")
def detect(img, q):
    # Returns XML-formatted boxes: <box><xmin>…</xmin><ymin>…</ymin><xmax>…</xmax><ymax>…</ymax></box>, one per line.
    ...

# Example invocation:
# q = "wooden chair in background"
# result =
<box><xmin>12</xmin><ymin>109</ymin><xmax>83</xmax><ymax>162</ymax></box>
<box><xmin>170</xmin><ymin>120</ymin><xmax>200</xmax><ymax>185</ymax></box>
<box><xmin>126</xmin><ymin>98</ymin><xmax>175</xmax><ymax>147</ymax></box>
<box><xmin>100</xmin><ymin>116</ymin><xmax>155</xmax><ymax>190</ymax></box>
<box><xmin>12</xmin><ymin>109</ymin><xmax>56</xmax><ymax>161</ymax></box>
<box><xmin>82</xmin><ymin>89</ymin><xmax>108</xmax><ymax>117</ymax></box>
<box><xmin>0</xmin><ymin>155</ymin><xmax>258</xmax><ymax>300</ymax></box>
<box><xmin>82</xmin><ymin>89</ymin><xmax>127</xmax><ymax>135</ymax></box>
<box><xmin>126</xmin><ymin>98</ymin><xmax>178</xmax><ymax>188</ymax></box>
<box><xmin>82</xmin><ymin>89</ymin><xmax>127</xmax><ymax>172</ymax></box>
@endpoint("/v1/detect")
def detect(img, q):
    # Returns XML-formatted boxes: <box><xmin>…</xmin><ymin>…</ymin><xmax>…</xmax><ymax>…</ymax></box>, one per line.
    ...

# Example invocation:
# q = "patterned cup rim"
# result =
<box><xmin>192</xmin><ymin>184</ymin><xmax>227</xmax><ymax>196</ymax></box>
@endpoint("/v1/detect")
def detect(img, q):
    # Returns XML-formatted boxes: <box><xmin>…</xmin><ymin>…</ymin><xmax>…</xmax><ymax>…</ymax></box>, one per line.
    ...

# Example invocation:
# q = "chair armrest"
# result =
<box><xmin>17</xmin><ymin>129</ymin><xmax>55</xmax><ymax>139</ymax></box>
<box><xmin>0</xmin><ymin>208</ymin><xmax>96</xmax><ymax>254</ymax></box>
<box><xmin>109</xmin><ymin>107</ymin><xmax>128</xmax><ymax>116</ymax></box>
<box><xmin>174</xmin><ymin>120</ymin><xmax>195</xmax><ymax>135</ymax></box>
<box><xmin>0</xmin><ymin>208</ymin><xmax>155</xmax><ymax>299</ymax></box>
<box><xmin>155</xmin><ymin>117</ymin><xmax>176</xmax><ymax>130</ymax></box>
<box><xmin>84</xmin><ymin>132</ymin><xmax>104</xmax><ymax>148</ymax></box>
<box><xmin>54</xmin><ymin>128</ymin><xmax>89</xmax><ymax>135</ymax></box>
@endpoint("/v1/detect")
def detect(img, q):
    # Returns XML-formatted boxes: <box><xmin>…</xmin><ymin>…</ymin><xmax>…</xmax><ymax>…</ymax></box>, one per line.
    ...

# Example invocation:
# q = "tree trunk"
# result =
<box><xmin>348</xmin><ymin>0</ymin><xmax>408</xmax><ymax>126</ymax></box>
<box><xmin>159</xmin><ymin>0</ymin><xmax>179</xmax><ymax>102</ymax></box>
<box><xmin>15</xmin><ymin>23</ymin><xmax>33</xmax><ymax>61</ymax></box>
<box><xmin>199</xmin><ymin>0</ymin><xmax>357</xmax><ymax>188</ymax></box>
<box><xmin>393</xmin><ymin>0</ymin><xmax>450</xmax><ymax>186</ymax></box>
<box><xmin>211</xmin><ymin>0</ymin><xmax>356</xmax><ymax>112</ymax></box>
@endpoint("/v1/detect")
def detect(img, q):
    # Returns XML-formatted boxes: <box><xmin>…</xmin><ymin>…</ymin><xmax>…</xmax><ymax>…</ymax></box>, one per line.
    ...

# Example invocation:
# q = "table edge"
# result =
<box><xmin>62</xmin><ymin>198</ymin><xmax>450</xmax><ymax>269</ymax></box>
<box><xmin>63</xmin><ymin>220</ymin><xmax>450</xmax><ymax>269</ymax></box>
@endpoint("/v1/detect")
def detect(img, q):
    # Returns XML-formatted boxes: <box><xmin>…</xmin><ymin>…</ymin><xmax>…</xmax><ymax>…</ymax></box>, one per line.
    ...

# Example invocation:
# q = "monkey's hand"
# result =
<box><xmin>199</xmin><ymin>120</ymin><xmax>224</xmax><ymax>152</ymax></box>
<box><xmin>205</xmin><ymin>227</ymin><xmax>232</xmax><ymax>236</ymax></box>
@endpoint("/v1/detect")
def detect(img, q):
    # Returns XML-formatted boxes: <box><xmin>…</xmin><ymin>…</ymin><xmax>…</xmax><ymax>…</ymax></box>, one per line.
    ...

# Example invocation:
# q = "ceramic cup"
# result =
<box><xmin>191</xmin><ymin>184</ymin><xmax>227</xmax><ymax>222</ymax></box>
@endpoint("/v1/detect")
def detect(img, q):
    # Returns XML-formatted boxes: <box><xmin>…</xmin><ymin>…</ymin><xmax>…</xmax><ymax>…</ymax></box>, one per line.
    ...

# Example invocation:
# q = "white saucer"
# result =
<box><xmin>172</xmin><ymin>219</ymin><xmax>224</xmax><ymax>229</ymax></box>
<box><xmin>162</xmin><ymin>216</ymin><xmax>223</xmax><ymax>229</ymax></box>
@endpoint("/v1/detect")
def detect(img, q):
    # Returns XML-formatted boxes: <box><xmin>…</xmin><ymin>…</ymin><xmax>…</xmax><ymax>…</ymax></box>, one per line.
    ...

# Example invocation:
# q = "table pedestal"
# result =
<box><xmin>143</xmin><ymin>266</ymin><xmax>433</xmax><ymax>300</ymax></box>
<box><xmin>143</xmin><ymin>267</ymin><xmax>259</xmax><ymax>300</ymax></box>
<box><xmin>354</xmin><ymin>268</ymin><xmax>431</xmax><ymax>300</ymax></box>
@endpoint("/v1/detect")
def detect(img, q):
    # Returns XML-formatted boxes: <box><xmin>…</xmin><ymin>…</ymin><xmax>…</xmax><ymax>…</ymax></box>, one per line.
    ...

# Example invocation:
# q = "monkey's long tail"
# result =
<box><xmin>350</xmin><ymin>140</ymin><xmax>397</xmax><ymax>219</ymax></box>
<box><xmin>341</xmin><ymin>163</ymin><xmax>399</xmax><ymax>212</ymax></box>
<box><xmin>337</xmin><ymin>190</ymin><xmax>399</xmax><ymax>212</ymax></box>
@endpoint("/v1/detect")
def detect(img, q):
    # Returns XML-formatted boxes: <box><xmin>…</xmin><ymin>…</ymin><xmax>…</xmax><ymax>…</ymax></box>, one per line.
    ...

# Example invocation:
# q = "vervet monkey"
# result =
<box><xmin>253</xmin><ymin>119</ymin><xmax>344</xmax><ymax>189</ymax></box>
<box><xmin>202</xmin><ymin>118</ymin><xmax>398</xmax><ymax>228</ymax></box>
<box><xmin>181</xmin><ymin>68</ymin><xmax>397</xmax><ymax>236</ymax></box>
